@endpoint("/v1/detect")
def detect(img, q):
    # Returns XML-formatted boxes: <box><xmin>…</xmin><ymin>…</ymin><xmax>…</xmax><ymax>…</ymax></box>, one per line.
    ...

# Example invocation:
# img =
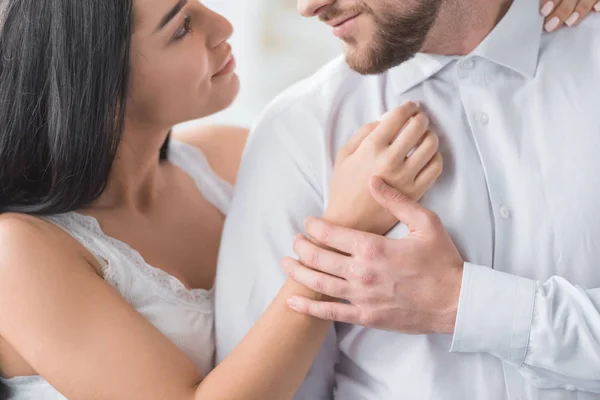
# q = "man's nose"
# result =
<box><xmin>297</xmin><ymin>0</ymin><xmax>334</xmax><ymax>17</ymax></box>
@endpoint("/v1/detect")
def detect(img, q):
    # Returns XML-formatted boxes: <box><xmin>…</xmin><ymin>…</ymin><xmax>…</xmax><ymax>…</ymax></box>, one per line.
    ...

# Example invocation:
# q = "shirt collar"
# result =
<box><xmin>471</xmin><ymin>0</ymin><xmax>543</xmax><ymax>79</ymax></box>
<box><xmin>389</xmin><ymin>0</ymin><xmax>543</xmax><ymax>95</ymax></box>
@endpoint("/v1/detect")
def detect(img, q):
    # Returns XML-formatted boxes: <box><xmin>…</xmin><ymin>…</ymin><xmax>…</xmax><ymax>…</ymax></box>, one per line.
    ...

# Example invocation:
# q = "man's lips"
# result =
<box><xmin>328</xmin><ymin>14</ymin><xmax>360</xmax><ymax>38</ymax></box>
<box><xmin>324</xmin><ymin>13</ymin><xmax>361</xmax><ymax>28</ymax></box>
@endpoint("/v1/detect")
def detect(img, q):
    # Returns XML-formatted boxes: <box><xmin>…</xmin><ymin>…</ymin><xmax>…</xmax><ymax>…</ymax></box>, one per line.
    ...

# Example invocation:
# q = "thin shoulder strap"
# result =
<box><xmin>168</xmin><ymin>139</ymin><xmax>233</xmax><ymax>215</ymax></box>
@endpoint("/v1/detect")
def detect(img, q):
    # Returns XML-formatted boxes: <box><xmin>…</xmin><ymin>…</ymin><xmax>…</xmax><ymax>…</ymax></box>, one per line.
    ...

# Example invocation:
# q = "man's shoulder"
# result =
<box><xmin>542</xmin><ymin>13</ymin><xmax>600</xmax><ymax>53</ymax></box>
<box><xmin>577</xmin><ymin>13</ymin><xmax>600</xmax><ymax>32</ymax></box>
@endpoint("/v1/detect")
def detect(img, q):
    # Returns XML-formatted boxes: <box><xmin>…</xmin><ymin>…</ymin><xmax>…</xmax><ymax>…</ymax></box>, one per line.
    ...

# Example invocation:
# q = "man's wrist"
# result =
<box><xmin>434</xmin><ymin>263</ymin><xmax>463</xmax><ymax>334</ymax></box>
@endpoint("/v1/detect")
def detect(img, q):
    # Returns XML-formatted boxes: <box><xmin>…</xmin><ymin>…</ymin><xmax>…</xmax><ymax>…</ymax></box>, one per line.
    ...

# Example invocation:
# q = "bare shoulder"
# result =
<box><xmin>0</xmin><ymin>213</ymin><xmax>51</xmax><ymax>259</ymax></box>
<box><xmin>174</xmin><ymin>124</ymin><xmax>250</xmax><ymax>185</ymax></box>
<box><xmin>0</xmin><ymin>213</ymin><xmax>95</xmax><ymax>277</ymax></box>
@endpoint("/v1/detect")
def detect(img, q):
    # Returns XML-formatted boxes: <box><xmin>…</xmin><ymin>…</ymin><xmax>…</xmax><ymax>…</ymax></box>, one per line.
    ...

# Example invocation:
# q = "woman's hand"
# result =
<box><xmin>324</xmin><ymin>102</ymin><xmax>442</xmax><ymax>236</ymax></box>
<box><xmin>541</xmin><ymin>0</ymin><xmax>599</xmax><ymax>32</ymax></box>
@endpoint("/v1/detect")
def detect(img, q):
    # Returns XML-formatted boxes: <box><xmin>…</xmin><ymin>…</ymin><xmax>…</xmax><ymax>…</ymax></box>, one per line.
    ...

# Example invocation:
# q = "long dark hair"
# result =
<box><xmin>0</xmin><ymin>0</ymin><xmax>170</xmax><ymax>216</ymax></box>
<box><xmin>0</xmin><ymin>0</ymin><xmax>168</xmax><ymax>396</ymax></box>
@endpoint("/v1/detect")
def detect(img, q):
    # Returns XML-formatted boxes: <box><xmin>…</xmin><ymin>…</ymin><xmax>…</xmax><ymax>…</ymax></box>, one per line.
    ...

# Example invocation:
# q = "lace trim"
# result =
<box><xmin>46</xmin><ymin>212</ymin><xmax>214</xmax><ymax>308</ymax></box>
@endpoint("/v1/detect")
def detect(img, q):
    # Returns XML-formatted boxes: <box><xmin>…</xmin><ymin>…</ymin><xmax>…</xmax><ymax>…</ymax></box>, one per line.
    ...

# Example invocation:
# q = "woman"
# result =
<box><xmin>0</xmin><ymin>1</ymin><xmax>593</xmax><ymax>400</ymax></box>
<box><xmin>0</xmin><ymin>1</ymin><xmax>442</xmax><ymax>399</ymax></box>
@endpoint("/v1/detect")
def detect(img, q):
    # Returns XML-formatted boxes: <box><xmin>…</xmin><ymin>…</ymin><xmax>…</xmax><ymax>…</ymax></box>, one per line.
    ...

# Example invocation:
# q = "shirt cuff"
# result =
<box><xmin>450</xmin><ymin>262</ymin><xmax>537</xmax><ymax>366</ymax></box>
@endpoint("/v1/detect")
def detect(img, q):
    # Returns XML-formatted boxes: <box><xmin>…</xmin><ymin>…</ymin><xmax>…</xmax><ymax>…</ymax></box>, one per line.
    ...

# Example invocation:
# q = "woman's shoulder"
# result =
<box><xmin>0</xmin><ymin>213</ymin><xmax>51</xmax><ymax>250</ymax></box>
<box><xmin>0</xmin><ymin>213</ymin><xmax>97</xmax><ymax>276</ymax></box>
<box><xmin>173</xmin><ymin>124</ymin><xmax>249</xmax><ymax>185</ymax></box>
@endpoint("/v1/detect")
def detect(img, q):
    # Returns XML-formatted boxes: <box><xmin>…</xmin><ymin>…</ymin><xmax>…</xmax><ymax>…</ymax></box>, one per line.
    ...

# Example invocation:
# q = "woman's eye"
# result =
<box><xmin>173</xmin><ymin>15</ymin><xmax>192</xmax><ymax>40</ymax></box>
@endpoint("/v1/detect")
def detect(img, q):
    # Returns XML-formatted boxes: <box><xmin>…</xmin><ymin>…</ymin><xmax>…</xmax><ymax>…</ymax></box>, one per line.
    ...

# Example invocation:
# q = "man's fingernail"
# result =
<box><xmin>545</xmin><ymin>16</ymin><xmax>560</xmax><ymax>32</ymax></box>
<box><xmin>565</xmin><ymin>12</ymin><xmax>579</xmax><ymax>27</ymax></box>
<box><xmin>541</xmin><ymin>1</ymin><xmax>554</xmax><ymax>16</ymax></box>
<box><xmin>595</xmin><ymin>2</ymin><xmax>600</xmax><ymax>12</ymax></box>
<box><xmin>287</xmin><ymin>297</ymin><xmax>301</xmax><ymax>311</ymax></box>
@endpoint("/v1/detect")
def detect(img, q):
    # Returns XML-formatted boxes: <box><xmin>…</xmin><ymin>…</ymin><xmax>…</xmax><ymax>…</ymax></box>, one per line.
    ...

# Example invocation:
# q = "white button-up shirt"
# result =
<box><xmin>215</xmin><ymin>1</ymin><xmax>600</xmax><ymax>399</ymax></box>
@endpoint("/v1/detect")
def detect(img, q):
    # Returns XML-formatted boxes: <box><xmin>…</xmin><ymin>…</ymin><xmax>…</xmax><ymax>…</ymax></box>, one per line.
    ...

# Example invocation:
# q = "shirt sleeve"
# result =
<box><xmin>214</xmin><ymin>109</ymin><xmax>338</xmax><ymax>400</ymax></box>
<box><xmin>450</xmin><ymin>262</ymin><xmax>600</xmax><ymax>393</ymax></box>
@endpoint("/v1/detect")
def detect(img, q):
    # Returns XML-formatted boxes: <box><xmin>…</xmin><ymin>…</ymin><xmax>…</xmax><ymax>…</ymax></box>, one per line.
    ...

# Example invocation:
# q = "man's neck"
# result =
<box><xmin>422</xmin><ymin>0</ymin><xmax>513</xmax><ymax>56</ymax></box>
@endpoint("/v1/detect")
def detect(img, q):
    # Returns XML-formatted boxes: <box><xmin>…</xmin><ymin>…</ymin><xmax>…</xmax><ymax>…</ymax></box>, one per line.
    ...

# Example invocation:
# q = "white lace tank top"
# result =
<box><xmin>0</xmin><ymin>140</ymin><xmax>233</xmax><ymax>399</ymax></box>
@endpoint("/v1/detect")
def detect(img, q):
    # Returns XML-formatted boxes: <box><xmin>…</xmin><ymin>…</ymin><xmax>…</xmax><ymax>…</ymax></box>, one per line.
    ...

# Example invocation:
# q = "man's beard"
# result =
<box><xmin>324</xmin><ymin>0</ymin><xmax>445</xmax><ymax>75</ymax></box>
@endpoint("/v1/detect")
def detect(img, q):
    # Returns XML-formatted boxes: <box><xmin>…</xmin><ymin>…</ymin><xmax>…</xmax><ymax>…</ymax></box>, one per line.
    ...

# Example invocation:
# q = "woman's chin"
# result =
<box><xmin>201</xmin><ymin>75</ymin><xmax>241</xmax><ymax>119</ymax></box>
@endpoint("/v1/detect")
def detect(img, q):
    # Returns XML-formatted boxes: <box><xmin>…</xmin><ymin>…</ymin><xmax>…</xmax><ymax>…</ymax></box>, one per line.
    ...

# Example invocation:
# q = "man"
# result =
<box><xmin>215</xmin><ymin>0</ymin><xmax>600</xmax><ymax>398</ymax></box>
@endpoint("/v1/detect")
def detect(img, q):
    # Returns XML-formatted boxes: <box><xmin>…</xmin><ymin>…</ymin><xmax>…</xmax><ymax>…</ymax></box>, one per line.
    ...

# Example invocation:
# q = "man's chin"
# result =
<box><xmin>344</xmin><ymin>52</ymin><xmax>384</xmax><ymax>76</ymax></box>
<box><xmin>345</xmin><ymin>47</ymin><xmax>418</xmax><ymax>76</ymax></box>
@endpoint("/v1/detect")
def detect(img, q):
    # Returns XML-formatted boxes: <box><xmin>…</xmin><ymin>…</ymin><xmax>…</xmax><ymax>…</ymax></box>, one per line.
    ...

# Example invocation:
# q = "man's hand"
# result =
<box><xmin>282</xmin><ymin>176</ymin><xmax>464</xmax><ymax>334</ymax></box>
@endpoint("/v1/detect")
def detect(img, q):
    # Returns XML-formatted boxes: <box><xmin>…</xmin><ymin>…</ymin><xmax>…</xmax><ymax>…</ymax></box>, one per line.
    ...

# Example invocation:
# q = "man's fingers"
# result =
<box><xmin>370</xmin><ymin>176</ymin><xmax>442</xmax><ymax>232</ymax></box>
<box><xmin>282</xmin><ymin>257</ymin><xmax>350</xmax><ymax>299</ymax></box>
<box><xmin>293</xmin><ymin>235</ymin><xmax>353</xmax><ymax>279</ymax></box>
<box><xmin>305</xmin><ymin>217</ymin><xmax>381</xmax><ymax>257</ymax></box>
<box><xmin>287</xmin><ymin>296</ymin><xmax>364</xmax><ymax>324</ymax></box>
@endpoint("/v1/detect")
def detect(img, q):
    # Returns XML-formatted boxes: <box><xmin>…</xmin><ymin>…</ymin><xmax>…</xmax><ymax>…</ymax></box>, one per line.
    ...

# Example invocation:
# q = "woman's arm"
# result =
<box><xmin>0</xmin><ymin>104</ymin><xmax>439</xmax><ymax>400</ymax></box>
<box><xmin>0</xmin><ymin>214</ymin><xmax>330</xmax><ymax>400</ymax></box>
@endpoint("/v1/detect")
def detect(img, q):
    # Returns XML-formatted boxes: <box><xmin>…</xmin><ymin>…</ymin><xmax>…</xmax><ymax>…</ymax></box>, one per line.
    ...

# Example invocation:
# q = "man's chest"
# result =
<box><xmin>322</xmin><ymin>74</ymin><xmax>600</xmax><ymax>286</ymax></box>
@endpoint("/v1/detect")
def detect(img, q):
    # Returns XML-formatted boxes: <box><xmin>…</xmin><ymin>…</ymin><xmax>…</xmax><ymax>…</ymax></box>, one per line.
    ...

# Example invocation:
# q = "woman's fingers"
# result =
<box><xmin>367</xmin><ymin>102</ymin><xmax>421</xmax><ymax>147</ymax></box>
<box><xmin>414</xmin><ymin>152</ymin><xmax>444</xmax><ymax>190</ymax></box>
<box><xmin>541</xmin><ymin>0</ymin><xmax>596</xmax><ymax>31</ymax></box>
<box><xmin>403</xmin><ymin>130</ymin><xmax>439</xmax><ymax>173</ymax></box>
<box><xmin>544</xmin><ymin>0</ymin><xmax>577</xmax><ymax>31</ymax></box>
<box><xmin>338</xmin><ymin>122</ymin><xmax>380</xmax><ymax>158</ymax></box>
<box><xmin>387</xmin><ymin>112</ymin><xmax>430</xmax><ymax>164</ymax></box>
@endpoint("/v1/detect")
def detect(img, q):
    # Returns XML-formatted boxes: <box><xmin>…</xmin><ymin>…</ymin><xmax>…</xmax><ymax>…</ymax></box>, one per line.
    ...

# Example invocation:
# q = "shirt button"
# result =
<box><xmin>461</xmin><ymin>59</ymin><xmax>475</xmax><ymax>70</ymax></box>
<box><xmin>476</xmin><ymin>112</ymin><xmax>490</xmax><ymax>125</ymax></box>
<box><xmin>500</xmin><ymin>205</ymin><xmax>511</xmax><ymax>219</ymax></box>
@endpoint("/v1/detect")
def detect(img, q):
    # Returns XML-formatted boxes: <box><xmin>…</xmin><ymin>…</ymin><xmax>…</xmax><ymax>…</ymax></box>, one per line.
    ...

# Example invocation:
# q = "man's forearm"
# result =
<box><xmin>451</xmin><ymin>263</ymin><xmax>600</xmax><ymax>393</ymax></box>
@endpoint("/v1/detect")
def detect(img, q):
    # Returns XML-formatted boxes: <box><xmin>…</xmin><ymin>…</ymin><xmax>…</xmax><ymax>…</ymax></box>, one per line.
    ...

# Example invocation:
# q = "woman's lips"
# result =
<box><xmin>213</xmin><ymin>52</ymin><xmax>236</xmax><ymax>78</ymax></box>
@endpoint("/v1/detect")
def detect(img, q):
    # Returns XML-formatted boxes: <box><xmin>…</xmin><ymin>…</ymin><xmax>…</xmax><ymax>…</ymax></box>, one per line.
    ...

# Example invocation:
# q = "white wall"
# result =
<box><xmin>180</xmin><ymin>0</ymin><xmax>340</xmax><ymax>128</ymax></box>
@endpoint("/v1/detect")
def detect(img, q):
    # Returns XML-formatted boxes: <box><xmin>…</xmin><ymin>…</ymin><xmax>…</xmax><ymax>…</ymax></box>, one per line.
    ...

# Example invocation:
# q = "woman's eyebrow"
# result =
<box><xmin>155</xmin><ymin>0</ymin><xmax>188</xmax><ymax>31</ymax></box>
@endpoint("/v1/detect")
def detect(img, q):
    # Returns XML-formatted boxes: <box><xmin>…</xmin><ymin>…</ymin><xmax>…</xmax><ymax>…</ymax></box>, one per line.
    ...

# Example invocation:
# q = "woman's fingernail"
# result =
<box><xmin>287</xmin><ymin>297</ymin><xmax>301</xmax><ymax>311</ymax></box>
<box><xmin>595</xmin><ymin>2</ymin><xmax>600</xmax><ymax>12</ymax></box>
<box><xmin>545</xmin><ymin>16</ymin><xmax>560</xmax><ymax>32</ymax></box>
<box><xmin>541</xmin><ymin>1</ymin><xmax>555</xmax><ymax>16</ymax></box>
<box><xmin>565</xmin><ymin>12</ymin><xmax>580</xmax><ymax>26</ymax></box>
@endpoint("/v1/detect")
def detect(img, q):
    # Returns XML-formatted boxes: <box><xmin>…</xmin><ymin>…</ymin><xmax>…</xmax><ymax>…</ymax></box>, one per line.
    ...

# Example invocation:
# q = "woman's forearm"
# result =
<box><xmin>194</xmin><ymin>207</ymin><xmax>384</xmax><ymax>400</ymax></box>
<box><xmin>194</xmin><ymin>279</ymin><xmax>330</xmax><ymax>400</ymax></box>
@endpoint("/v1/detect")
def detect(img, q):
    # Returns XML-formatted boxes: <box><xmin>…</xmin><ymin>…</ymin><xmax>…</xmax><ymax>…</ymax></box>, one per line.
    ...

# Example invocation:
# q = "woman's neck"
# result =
<box><xmin>90</xmin><ymin>122</ymin><xmax>171</xmax><ymax>213</ymax></box>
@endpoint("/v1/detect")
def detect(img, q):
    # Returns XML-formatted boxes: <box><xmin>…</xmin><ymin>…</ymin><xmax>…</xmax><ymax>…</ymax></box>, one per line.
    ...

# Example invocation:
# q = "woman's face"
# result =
<box><xmin>127</xmin><ymin>0</ymin><xmax>238</xmax><ymax>129</ymax></box>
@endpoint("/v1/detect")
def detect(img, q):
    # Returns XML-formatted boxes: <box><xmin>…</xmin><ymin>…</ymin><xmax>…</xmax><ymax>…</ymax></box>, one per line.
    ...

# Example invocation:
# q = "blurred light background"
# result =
<box><xmin>178</xmin><ymin>0</ymin><xmax>341</xmax><ymax>129</ymax></box>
